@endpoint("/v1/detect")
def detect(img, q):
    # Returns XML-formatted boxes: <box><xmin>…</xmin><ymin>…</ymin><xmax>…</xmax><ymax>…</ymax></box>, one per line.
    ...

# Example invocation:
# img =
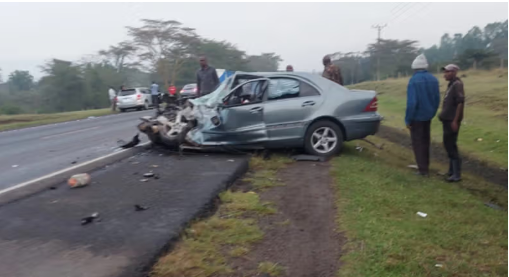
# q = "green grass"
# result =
<box><xmin>0</xmin><ymin>109</ymin><xmax>114</xmax><ymax>131</ymax></box>
<box><xmin>333</xmin><ymin>140</ymin><xmax>508</xmax><ymax>277</ymax></box>
<box><xmin>349</xmin><ymin>69</ymin><xmax>508</xmax><ymax>168</ymax></box>
<box><xmin>258</xmin><ymin>261</ymin><xmax>286</xmax><ymax>276</ymax></box>
<box><xmin>151</xmin><ymin>156</ymin><xmax>291</xmax><ymax>277</ymax></box>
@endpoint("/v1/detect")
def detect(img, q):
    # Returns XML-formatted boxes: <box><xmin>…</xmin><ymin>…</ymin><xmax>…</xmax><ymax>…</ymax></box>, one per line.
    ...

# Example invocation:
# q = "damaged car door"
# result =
<box><xmin>214</xmin><ymin>78</ymin><xmax>269</xmax><ymax>145</ymax></box>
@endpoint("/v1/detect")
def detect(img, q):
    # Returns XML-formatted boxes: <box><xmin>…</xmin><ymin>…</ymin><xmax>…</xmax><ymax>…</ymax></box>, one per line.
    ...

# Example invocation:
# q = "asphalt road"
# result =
<box><xmin>0</xmin><ymin>110</ymin><xmax>153</xmax><ymax>190</ymax></box>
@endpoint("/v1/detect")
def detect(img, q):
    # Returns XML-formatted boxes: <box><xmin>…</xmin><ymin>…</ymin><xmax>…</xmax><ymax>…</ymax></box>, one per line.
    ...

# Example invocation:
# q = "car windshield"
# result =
<box><xmin>119</xmin><ymin>89</ymin><xmax>136</xmax><ymax>96</ymax></box>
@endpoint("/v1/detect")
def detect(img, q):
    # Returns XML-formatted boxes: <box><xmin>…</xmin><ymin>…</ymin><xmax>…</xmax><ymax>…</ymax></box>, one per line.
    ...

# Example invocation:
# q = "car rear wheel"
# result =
<box><xmin>119</xmin><ymin>108</ymin><xmax>126</xmax><ymax>113</ymax></box>
<box><xmin>304</xmin><ymin>120</ymin><xmax>343</xmax><ymax>157</ymax></box>
<box><xmin>144</xmin><ymin>101</ymin><xmax>149</xmax><ymax>110</ymax></box>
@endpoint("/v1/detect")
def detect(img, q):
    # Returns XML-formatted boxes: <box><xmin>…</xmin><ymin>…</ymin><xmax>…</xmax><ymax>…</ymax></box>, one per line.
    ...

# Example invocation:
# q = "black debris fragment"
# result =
<box><xmin>291</xmin><ymin>154</ymin><xmax>325</xmax><ymax>162</ymax></box>
<box><xmin>49</xmin><ymin>186</ymin><xmax>57</xmax><ymax>190</ymax></box>
<box><xmin>119</xmin><ymin>133</ymin><xmax>140</xmax><ymax>149</ymax></box>
<box><xmin>154</xmin><ymin>174</ymin><xmax>160</xmax><ymax>180</ymax></box>
<box><xmin>71</xmin><ymin>161</ymin><xmax>77</xmax><ymax>164</ymax></box>
<box><xmin>81</xmin><ymin>212</ymin><xmax>99</xmax><ymax>225</ymax></box>
<box><xmin>134</xmin><ymin>205</ymin><xmax>149</xmax><ymax>211</ymax></box>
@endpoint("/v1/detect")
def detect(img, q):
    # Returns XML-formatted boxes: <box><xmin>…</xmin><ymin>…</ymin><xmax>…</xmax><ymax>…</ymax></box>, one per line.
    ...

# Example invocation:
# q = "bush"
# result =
<box><xmin>0</xmin><ymin>104</ymin><xmax>23</xmax><ymax>115</ymax></box>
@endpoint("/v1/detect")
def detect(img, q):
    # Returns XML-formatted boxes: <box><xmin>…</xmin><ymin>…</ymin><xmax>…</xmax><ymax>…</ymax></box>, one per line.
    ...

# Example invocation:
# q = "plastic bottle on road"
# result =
<box><xmin>68</xmin><ymin>173</ymin><xmax>91</xmax><ymax>188</ymax></box>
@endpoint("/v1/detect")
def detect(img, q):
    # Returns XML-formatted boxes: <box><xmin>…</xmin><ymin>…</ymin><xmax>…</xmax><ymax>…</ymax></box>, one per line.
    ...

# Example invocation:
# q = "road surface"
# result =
<box><xmin>0</xmin><ymin>110</ymin><xmax>153</xmax><ymax>190</ymax></box>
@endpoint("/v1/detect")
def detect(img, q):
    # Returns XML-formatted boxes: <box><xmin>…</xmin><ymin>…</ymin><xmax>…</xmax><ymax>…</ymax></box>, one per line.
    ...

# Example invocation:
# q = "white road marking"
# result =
<box><xmin>0</xmin><ymin>142</ymin><xmax>150</xmax><ymax>196</ymax></box>
<box><xmin>40</xmin><ymin>126</ymin><xmax>99</xmax><ymax>140</ymax></box>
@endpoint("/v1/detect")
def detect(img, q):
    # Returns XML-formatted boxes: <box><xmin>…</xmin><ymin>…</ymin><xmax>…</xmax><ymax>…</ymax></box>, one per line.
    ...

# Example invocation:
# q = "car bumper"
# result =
<box><xmin>340</xmin><ymin>113</ymin><xmax>383</xmax><ymax>141</ymax></box>
<box><xmin>117</xmin><ymin>102</ymin><xmax>144</xmax><ymax>109</ymax></box>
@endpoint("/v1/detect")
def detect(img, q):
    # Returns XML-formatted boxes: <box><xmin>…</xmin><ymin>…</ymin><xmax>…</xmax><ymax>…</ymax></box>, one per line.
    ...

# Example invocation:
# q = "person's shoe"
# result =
<box><xmin>446</xmin><ymin>159</ymin><xmax>461</xmax><ymax>182</ymax></box>
<box><xmin>415</xmin><ymin>171</ymin><xmax>429</xmax><ymax>177</ymax></box>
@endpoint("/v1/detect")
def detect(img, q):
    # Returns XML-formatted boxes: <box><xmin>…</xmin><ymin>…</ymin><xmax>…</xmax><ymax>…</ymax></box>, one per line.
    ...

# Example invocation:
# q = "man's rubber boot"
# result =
<box><xmin>447</xmin><ymin>159</ymin><xmax>461</xmax><ymax>182</ymax></box>
<box><xmin>447</xmin><ymin>159</ymin><xmax>453</xmax><ymax>177</ymax></box>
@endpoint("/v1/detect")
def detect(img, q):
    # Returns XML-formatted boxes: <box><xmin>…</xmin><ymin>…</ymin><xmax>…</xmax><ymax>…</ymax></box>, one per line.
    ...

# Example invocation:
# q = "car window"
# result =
<box><xmin>267</xmin><ymin>79</ymin><xmax>300</xmax><ymax>100</ymax></box>
<box><xmin>183</xmin><ymin>84</ymin><xmax>196</xmax><ymax>89</ymax></box>
<box><xmin>225</xmin><ymin>80</ymin><xmax>265</xmax><ymax>106</ymax></box>
<box><xmin>119</xmin><ymin>89</ymin><xmax>136</xmax><ymax>96</ymax></box>
<box><xmin>299</xmin><ymin>81</ymin><xmax>320</xmax><ymax>97</ymax></box>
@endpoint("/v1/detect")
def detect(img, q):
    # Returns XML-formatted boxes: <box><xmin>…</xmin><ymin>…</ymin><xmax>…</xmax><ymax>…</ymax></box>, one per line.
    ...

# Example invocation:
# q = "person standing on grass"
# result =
<box><xmin>439</xmin><ymin>64</ymin><xmax>464</xmax><ymax>182</ymax></box>
<box><xmin>322</xmin><ymin>55</ymin><xmax>344</xmax><ymax>85</ymax></box>
<box><xmin>196</xmin><ymin>56</ymin><xmax>220</xmax><ymax>97</ymax></box>
<box><xmin>405</xmin><ymin>54</ymin><xmax>440</xmax><ymax>177</ymax></box>
<box><xmin>150</xmin><ymin>81</ymin><xmax>159</xmax><ymax>107</ymax></box>
<box><xmin>108</xmin><ymin>86</ymin><xmax>117</xmax><ymax>112</ymax></box>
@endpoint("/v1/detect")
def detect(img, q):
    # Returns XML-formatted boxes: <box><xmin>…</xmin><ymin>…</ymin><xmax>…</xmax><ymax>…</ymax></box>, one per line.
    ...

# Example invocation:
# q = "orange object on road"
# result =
<box><xmin>68</xmin><ymin>173</ymin><xmax>91</xmax><ymax>188</ymax></box>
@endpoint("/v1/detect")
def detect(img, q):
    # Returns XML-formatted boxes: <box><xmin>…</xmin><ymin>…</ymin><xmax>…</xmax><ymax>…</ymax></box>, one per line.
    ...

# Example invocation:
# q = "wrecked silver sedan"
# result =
<box><xmin>137</xmin><ymin>72</ymin><xmax>382</xmax><ymax>157</ymax></box>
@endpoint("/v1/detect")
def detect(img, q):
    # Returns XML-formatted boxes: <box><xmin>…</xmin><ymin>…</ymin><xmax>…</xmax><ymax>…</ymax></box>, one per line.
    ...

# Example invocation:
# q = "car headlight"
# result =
<box><xmin>211</xmin><ymin>116</ymin><xmax>220</xmax><ymax>126</ymax></box>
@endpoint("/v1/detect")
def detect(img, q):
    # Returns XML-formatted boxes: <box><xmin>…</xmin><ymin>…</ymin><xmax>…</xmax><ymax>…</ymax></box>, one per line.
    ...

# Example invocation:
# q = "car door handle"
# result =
<box><xmin>302</xmin><ymin>101</ymin><xmax>316</xmax><ymax>107</ymax></box>
<box><xmin>250</xmin><ymin>106</ymin><xmax>263</xmax><ymax>113</ymax></box>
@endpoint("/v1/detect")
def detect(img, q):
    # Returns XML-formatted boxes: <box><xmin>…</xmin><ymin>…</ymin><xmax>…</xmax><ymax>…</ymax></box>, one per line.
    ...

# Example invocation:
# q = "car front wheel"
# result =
<box><xmin>304</xmin><ymin>120</ymin><xmax>343</xmax><ymax>157</ymax></box>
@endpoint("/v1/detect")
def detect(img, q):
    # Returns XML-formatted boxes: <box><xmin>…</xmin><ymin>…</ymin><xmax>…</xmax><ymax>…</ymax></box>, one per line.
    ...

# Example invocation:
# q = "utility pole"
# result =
<box><xmin>372</xmin><ymin>24</ymin><xmax>387</xmax><ymax>81</ymax></box>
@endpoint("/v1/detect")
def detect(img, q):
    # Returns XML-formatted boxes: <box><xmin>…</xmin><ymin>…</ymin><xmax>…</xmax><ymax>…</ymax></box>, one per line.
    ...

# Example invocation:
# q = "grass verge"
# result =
<box><xmin>349</xmin><ymin>69</ymin><xmax>508</xmax><ymax>168</ymax></box>
<box><xmin>0</xmin><ymin>109</ymin><xmax>114</xmax><ymax>131</ymax></box>
<box><xmin>334</xmin><ymin>138</ymin><xmax>508</xmax><ymax>277</ymax></box>
<box><xmin>151</xmin><ymin>155</ymin><xmax>291</xmax><ymax>277</ymax></box>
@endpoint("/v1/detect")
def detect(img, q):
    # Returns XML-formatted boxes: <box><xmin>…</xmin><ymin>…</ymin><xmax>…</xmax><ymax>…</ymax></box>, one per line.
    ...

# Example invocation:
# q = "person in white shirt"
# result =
<box><xmin>108</xmin><ymin>86</ymin><xmax>117</xmax><ymax>111</ymax></box>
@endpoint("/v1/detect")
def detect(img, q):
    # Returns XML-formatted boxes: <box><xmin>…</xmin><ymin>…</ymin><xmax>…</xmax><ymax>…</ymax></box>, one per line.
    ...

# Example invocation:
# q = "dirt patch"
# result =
<box><xmin>228</xmin><ymin>161</ymin><xmax>343</xmax><ymax>277</ymax></box>
<box><xmin>377</xmin><ymin>125</ymin><xmax>508</xmax><ymax>187</ymax></box>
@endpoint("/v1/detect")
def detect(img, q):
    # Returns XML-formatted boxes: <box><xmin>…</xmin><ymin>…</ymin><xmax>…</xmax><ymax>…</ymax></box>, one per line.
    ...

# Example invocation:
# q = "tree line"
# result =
<box><xmin>332</xmin><ymin>20</ymin><xmax>508</xmax><ymax>85</ymax></box>
<box><xmin>0</xmin><ymin>19</ymin><xmax>283</xmax><ymax>114</ymax></box>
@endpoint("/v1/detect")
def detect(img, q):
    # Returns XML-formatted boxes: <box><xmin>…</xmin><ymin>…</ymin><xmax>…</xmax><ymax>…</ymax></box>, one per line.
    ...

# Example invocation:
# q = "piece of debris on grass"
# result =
<box><xmin>484</xmin><ymin>202</ymin><xmax>503</xmax><ymax>210</ymax></box>
<box><xmin>361</xmin><ymin>138</ymin><xmax>384</xmax><ymax>149</ymax></box>
<box><xmin>435</xmin><ymin>264</ymin><xmax>443</xmax><ymax>268</ymax></box>
<box><xmin>416</xmin><ymin>211</ymin><xmax>428</xmax><ymax>218</ymax></box>
<box><xmin>68</xmin><ymin>173</ymin><xmax>91</xmax><ymax>188</ymax></box>
<box><xmin>355</xmin><ymin>146</ymin><xmax>364</xmax><ymax>152</ymax></box>
<box><xmin>81</xmin><ymin>212</ymin><xmax>99</xmax><ymax>225</ymax></box>
<box><xmin>476</xmin><ymin>138</ymin><xmax>483</xmax><ymax>142</ymax></box>
<box><xmin>407</xmin><ymin>165</ymin><xmax>418</xmax><ymax>169</ymax></box>
<box><xmin>143</xmin><ymin>172</ymin><xmax>155</xmax><ymax>178</ymax></box>
<box><xmin>134</xmin><ymin>204</ymin><xmax>149</xmax><ymax>211</ymax></box>
<box><xmin>291</xmin><ymin>154</ymin><xmax>325</xmax><ymax>162</ymax></box>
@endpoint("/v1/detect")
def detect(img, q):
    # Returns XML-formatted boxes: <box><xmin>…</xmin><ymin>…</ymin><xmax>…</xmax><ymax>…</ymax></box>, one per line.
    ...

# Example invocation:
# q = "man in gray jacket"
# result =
<box><xmin>196</xmin><ymin>56</ymin><xmax>220</xmax><ymax>96</ymax></box>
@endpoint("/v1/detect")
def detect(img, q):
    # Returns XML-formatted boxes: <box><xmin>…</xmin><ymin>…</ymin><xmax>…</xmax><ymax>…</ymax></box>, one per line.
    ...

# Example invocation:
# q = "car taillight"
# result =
<box><xmin>137</xmin><ymin>94</ymin><xmax>141</xmax><ymax>99</ymax></box>
<box><xmin>193</xmin><ymin>88</ymin><xmax>197</xmax><ymax>92</ymax></box>
<box><xmin>364</xmin><ymin>97</ymin><xmax>378</xmax><ymax>112</ymax></box>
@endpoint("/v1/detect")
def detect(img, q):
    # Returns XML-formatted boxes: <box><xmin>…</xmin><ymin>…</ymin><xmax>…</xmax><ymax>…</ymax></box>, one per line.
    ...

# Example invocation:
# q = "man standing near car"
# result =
<box><xmin>196</xmin><ymin>56</ymin><xmax>220</xmax><ymax>97</ymax></box>
<box><xmin>108</xmin><ymin>86</ymin><xmax>117</xmax><ymax>112</ymax></box>
<box><xmin>405</xmin><ymin>54</ymin><xmax>440</xmax><ymax>177</ymax></box>
<box><xmin>439</xmin><ymin>64</ymin><xmax>464</xmax><ymax>182</ymax></box>
<box><xmin>322</xmin><ymin>55</ymin><xmax>343</xmax><ymax>85</ymax></box>
<box><xmin>150</xmin><ymin>81</ymin><xmax>159</xmax><ymax>107</ymax></box>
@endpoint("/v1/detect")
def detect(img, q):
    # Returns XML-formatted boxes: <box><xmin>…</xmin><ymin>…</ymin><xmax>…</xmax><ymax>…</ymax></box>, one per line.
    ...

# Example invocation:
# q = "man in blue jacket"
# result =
<box><xmin>405</xmin><ymin>54</ymin><xmax>440</xmax><ymax>176</ymax></box>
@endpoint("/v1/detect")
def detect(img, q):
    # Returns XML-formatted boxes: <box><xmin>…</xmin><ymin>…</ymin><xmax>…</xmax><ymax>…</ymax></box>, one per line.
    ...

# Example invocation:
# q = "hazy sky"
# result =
<box><xmin>0</xmin><ymin>2</ymin><xmax>507</xmax><ymax>79</ymax></box>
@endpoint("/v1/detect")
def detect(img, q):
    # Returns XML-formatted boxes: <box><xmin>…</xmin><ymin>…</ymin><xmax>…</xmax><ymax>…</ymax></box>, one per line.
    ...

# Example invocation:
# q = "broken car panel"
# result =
<box><xmin>137</xmin><ymin>72</ymin><xmax>383</xmax><ymax>157</ymax></box>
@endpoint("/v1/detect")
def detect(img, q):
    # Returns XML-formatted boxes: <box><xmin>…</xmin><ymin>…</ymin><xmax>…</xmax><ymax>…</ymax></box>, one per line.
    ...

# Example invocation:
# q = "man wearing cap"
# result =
<box><xmin>405</xmin><ymin>54</ymin><xmax>440</xmax><ymax>176</ymax></box>
<box><xmin>439</xmin><ymin>64</ymin><xmax>464</xmax><ymax>182</ymax></box>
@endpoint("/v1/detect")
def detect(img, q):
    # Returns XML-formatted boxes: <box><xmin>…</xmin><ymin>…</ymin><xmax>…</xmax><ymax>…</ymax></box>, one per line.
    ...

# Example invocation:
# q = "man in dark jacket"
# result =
<box><xmin>196</xmin><ymin>56</ymin><xmax>220</xmax><ymax>96</ymax></box>
<box><xmin>439</xmin><ymin>64</ymin><xmax>464</xmax><ymax>182</ymax></box>
<box><xmin>405</xmin><ymin>54</ymin><xmax>440</xmax><ymax>176</ymax></box>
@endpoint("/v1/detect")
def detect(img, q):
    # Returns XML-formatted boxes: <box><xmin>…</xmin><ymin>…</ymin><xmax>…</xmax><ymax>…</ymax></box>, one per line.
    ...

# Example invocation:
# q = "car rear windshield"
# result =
<box><xmin>183</xmin><ymin>84</ymin><xmax>196</xmax><ymax>89</ymax></box>
<box><xmin>119</xmin><ymin>89</ymin><xmax>136</xmax><ymax>96</ymax></box>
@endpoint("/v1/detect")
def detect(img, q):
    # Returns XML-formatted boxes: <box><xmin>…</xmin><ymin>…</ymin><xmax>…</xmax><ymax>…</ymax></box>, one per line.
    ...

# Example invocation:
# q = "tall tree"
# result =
<box><xmin>98</xmin><ymin>41</ymin><xmax>137</xmax><ymax>73</ymax></box>
<box><xmin>127</xmin><ymin>19</ymin><xmax>201</xmax><ymax>88</ymax></box>
<box><xmin>8</xmin><ymin>70</ymin><xmax>34</xmax><ymax>92</ymax></box>
<box><xmin>246</xmin><ymin>53</ymin><xmax>282</xmax><ymax>72</ymax></box>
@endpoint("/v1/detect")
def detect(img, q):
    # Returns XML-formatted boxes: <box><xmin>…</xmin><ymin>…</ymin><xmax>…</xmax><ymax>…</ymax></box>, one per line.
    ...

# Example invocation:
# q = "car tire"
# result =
<box><xmin>119</xmin><ymin>108</ymin><xmax>125</xmax><ymax>113</ymax></box>
<box><xmin>143</xmin><ymin>101</ymin><xmax>149</xmax><ymax>110</ymax></box>
<box><xmin>304</xmin><ymin>120</ymin><xmax>344</xmax><ymax>157</ymax></box>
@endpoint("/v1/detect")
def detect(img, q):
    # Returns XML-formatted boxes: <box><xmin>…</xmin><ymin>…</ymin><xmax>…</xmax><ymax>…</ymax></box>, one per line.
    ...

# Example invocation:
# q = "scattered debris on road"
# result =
<box><xmin>134</xmin><ymin>205</ymin><xmax>149</xmax><ymax>211</ymax></box>
<box><xmin>291</xmin><ymin>154</ymin><xmax>325</xmax><ymax>162</ymax></box>
<box><xmin>416</xmin><ymin>212</ymin><xmax>427</xmax><ymax>218</ymax></box>
<box><xmin>143</xmin><ymin>172</ymin><xmax>155</xmax><ymax>178</ymax></box>
<box><xmin>227</xmin><ymin>159</ymin><xmax>235</xmax><ymax>162</ymax></box>
<box><xmin>140</xmin><ymin>179</ymin><xmax>149</xmax><ymax>182</ymax></box>
<box><xmin>71</xmin><ymin>161</ymin><xmax>77</xmax><ymax>165</ymax></box>
<box><xmin>118</xmin><ymin>133</ymin><xmax>140</xmax><ymax>149</ymax></box>
<box><xmin>68</xmin><ymin>173</ymin><xmax>91</xmax><ymax>188</ymax></box>
<box><xmin>49</xmin><ymin>186</ymin><xmax>57</xmax><ymax>190</ymax></box>
<box><xmin>150</xmin><ymin>165</ymin><xmax>159</xmax><ymax>168</ymax></box>
<box><xmin>11</xmin><ymin>165</ymin><xmax>18</xmax><ymax>168</ymax></box>
<box><xmin>81</xmin><ymin>212</ymin><xmax>99</xmax><ymax>225</ymax></box>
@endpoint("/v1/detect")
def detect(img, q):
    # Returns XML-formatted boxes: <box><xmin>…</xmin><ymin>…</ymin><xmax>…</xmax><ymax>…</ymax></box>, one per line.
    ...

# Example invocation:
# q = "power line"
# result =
<box><xmin>387</xmin><ymin>2</ymin><xmax>416</xmax><ymax>26</ymax></box>
<box><xmin>390</xmin><ymin>2</ymin><xmax>406</xmax><ymax>13</ymax></box>
<box><xmin>391</xmin><ymin>2</ymin><xmax>411</xmax><ymax>16</ymax></box>
<box><xmin>396</xmin><ymin>2</ymin><xmax>433</xmax><ymax>26</ymax></box>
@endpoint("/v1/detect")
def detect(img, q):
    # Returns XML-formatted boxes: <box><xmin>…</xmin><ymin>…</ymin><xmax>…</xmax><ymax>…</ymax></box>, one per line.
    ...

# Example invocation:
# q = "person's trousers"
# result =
<box><xmin>410</xmin><ymin>120</ymin><xmax>431</xmax><ymax>174</ymax></box>
<box><xmin>151</xmin><ymin>95</ymin><xmax>159</xmax><ymax>107</ymax></box>
<box><xmin>442</xmin><ymin>121</ymin><xmax>461</xmax><ymax>160</ymax></box>
<box><xmin>110</xmin><ymin>99</ymin><xmax>116</xmax><ymax>111</ymax></box>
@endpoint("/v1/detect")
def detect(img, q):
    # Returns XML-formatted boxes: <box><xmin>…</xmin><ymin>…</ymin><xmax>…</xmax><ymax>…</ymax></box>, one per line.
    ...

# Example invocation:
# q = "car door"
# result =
<box><xmin>262</xmin><ymin>77</ymin><xmax>323</xmax><ymax>145</ymax></box>
<box><xmin>142</xmin><ymin>89</ymin><xmax>152</xmax><ymax>105</ymax></box>
<box><xmin>216</xmin><ymin>78</ymin><xmax>269</xmax><ymax>144</ymax></box>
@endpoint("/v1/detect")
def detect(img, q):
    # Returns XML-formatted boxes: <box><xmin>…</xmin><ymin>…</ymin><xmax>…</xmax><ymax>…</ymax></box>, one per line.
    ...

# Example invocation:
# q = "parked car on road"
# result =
<box><xmin>137</xmin><ymin>72</ymin><xmax>382</xmax><ymax>157</ymax></box>
<box><xmin>179</xmin><ymin>84</ymin><xmax>198</xmax><ymax>98</ymax></box>
<box><xmin>117</xmin><ymin>87</ymin><xmax>152</xmax><ymax>112</ymax></box>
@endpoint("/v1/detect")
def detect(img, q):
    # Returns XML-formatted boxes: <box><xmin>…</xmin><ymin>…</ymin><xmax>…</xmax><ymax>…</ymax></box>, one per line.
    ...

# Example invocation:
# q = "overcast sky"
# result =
<box><xmin>0</xmin><ymin>2</ymin><xmax>507</xmax><ymax>79</ymax></box>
